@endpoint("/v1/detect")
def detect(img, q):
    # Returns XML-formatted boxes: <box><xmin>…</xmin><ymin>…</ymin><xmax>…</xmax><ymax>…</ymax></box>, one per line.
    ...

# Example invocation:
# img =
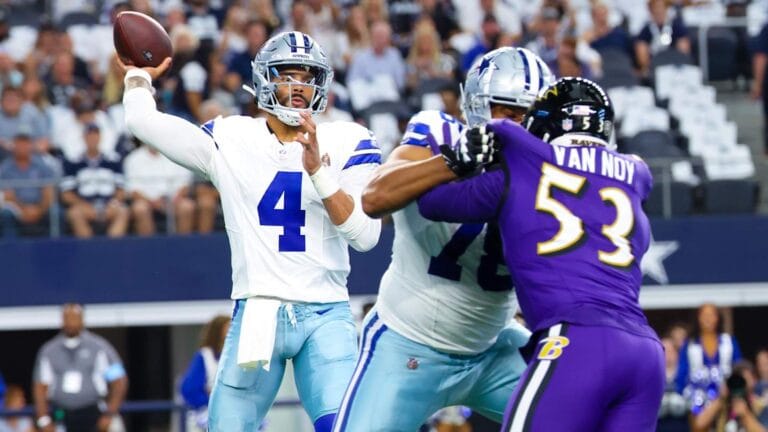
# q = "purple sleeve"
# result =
<box><xmin>418</xmin><ymin>168</ymin><xmax>506</xmax><ymax>223</ymax></box>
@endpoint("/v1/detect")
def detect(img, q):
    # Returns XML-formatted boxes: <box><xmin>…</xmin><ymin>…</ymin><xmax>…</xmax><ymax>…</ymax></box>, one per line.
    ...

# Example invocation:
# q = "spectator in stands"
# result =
<box><xmin>751</xmin><ymin>22</ymin><xmax>768</xmax><ymax>154</ymax></box>
<box><xmin>360</xmin><ymin>0</ymin><xmax>389</xmax><ymax>26</ymax></box>
<box><xmin>332</xmin><ymin>6</ymin><xmax>370</xmax><ymax>73</ymax></box>
<box><xmin>23</xmin><ymin>22</ymin><xmax>60</xmax><ymax>81</ymax></box>
<box><xmin>33</xmin><ymin>303</ymin><xmax>127</xmax><ymax>432</ymax></box>
<box><xmin>0</xmin><ymin>52</ymin><xmax>23</xmax><ymax>95</ymax></box>
<box><xmin>676</xmin><ymin>303</ymin><xmax>743</xmax><ymax>428</ymax></box>
<box><xmin>52</xmin><ymin>91</ymin><xmax>119</xmax><ymax>162</ymax></box>
<box><xmin>281</xmin><ymin>1</ymin><xmax>311</xmax><ymax>35</ymax></box>
<box><xmin>315</xmin><ymin>86</ymin><xmax>353</xmax><ymax>123</ymax></box>
<box><xmin>0</xmin><ymin>384</ymin><xmax>33</xmax><ymax>432</ymax></box>
<box><xmin>0</xmin><ymin>130</ymin><xmax>55</xmax><ymax>238</ymax></box>
<box><xmin>693</xmin><ymin>360</ymin><xmax>768</xmax><ymax>432</ymax></box>
<box><xmin>755</xmin><ymin>349</ymin><xmax>768</xmax><ymax>398</ymax></box>
<box><xmin>244</xmin><ymin>0</ymin><xmax>280</xmax><ymax>31</ymax></box>
<box><xmin>347</xmin><ymin>20</ymin><xmax>406</xmax><ymax>92</ymax></box>
<box><xmin>184</xmin><ymin>0</ymin><xmax>224</xmax><ymax>52</ymax></box>
<box><xmin>461</xmin><ymin>13</ymin><xmax>502</xmax><ymax>73</ymax></box>
<box><xmin>658</xmin><ymin>338</ymin><xmax>689</xmax><ymax>432</ymax></box>
<box><xmin>668</xmin><ymin>321</ymin><xmax>690</xmax><ymax>352</ymax></box>
<box><xmin>216</xmin><ymin>4</ymin><xmax>249</xmax><ymax>60</ymax></box>
<box><xmin>20</xmin><ymin>76</ymin><xmax>50</xmax><ymax>113</ymax></box>
<box><xmin>405</xmin><ymin>19</ymin><xmax>456</xmax><ymax>91</ymax></box>
<box><xmin>60</xmin><ymin>123</ymin><xmax>129</xmax><ymax>238</ymax></box>
<box><xmin>418</xmin><ymin>0</ymin><xmax>460</xmax><ymax>42</ymax></box>
<box><xmin>226</xmin><ymin>19</ymin><xmax>271</xmax><ymax>88</ymax></box>
<box><xmin>456</xmin><ymin>0</ymin><xmax>522</xmax><ymax>43</ymax></box>
<box><xmin>439</xmin><ymin>82</ymin><xmax>462</xmax><ymax>119</ymax></box>
<box><xmin>123</xmin><ymin>142</ymin><xmax>195</xmax><ymax>236</ymax></box>
<box><xmin>635</xmin><ymin>0</ymin><xmax>691</xmax><ymax>79</ymax></box>
<box><xmin>44</xmin><ymin>52</ymin><xmax>91</xmax><ymax>107</ymax></box>
<box><xmin>304</xmin><ymin>0</ymin><xmax>342</xmax><ymax>63</ymax></box>
<box><xmin>555</xmin><ymin>36</ymin><xmax>596</xmax><ymax>79</ymax></box>
<box><xmin>166</xmin><ymin>25</ymin><xmax>208</xmax><ymax>123</ymax></box>
<box><xmin>0</xmin><ymin>87</ymin><xmax>49</xmax><ymax>158</ymax></box>
<box><xmin>180</xmin><ymin>315</ymin><xmax>230</xmax><ymax>432</ymax></box>
<box><xmin>525</xmin><ymin>5</ymin><xmax>564</xmax><ymax>73</ymax></box>
<box><xmin>203</xmin><ymin>55</ymin><xmax>235</xmax><ymax>116</ymax></box>
<box><xmin>582</xmin><ymin>0</ymin><xmax>634</xmax><ymax>60</ymax></box>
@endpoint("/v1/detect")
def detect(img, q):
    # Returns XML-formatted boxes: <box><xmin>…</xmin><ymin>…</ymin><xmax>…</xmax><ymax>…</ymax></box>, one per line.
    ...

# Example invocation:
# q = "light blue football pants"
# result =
<box><xmin>333</xmin><ymin>311</ymin><xmax>530</xmax><ymax>431</ymax></box>
<box><xmin>208</xmin><ymin>299</ymin><xmax>358</xmax><ymax>431</ymax></box>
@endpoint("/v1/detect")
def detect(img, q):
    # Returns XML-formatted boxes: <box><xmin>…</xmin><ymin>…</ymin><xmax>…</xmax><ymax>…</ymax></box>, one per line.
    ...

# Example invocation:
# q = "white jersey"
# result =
<box><xmin>123</xmin><ymin>82</ymin><xmax>381</xmax><ymax>303</ymax></box>
<box><xmin>375</xmin><ymin>111</ymin><xmax>518</xmax><ymax>355</ymax></box>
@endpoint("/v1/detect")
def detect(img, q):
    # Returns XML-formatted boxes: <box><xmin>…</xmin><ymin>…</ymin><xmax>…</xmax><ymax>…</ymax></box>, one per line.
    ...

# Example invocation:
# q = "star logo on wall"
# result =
<box><xmin>641</xmin><ymin>237</ymin><xmax>679</xmax><ymax>285</ymax></box>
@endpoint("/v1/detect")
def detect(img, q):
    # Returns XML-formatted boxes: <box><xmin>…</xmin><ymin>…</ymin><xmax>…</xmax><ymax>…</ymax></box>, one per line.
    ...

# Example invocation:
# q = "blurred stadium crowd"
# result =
<box><xmin>0</xmin><ymin>0</ymin><xmax>764</xmax><ymax>240</ymax></box>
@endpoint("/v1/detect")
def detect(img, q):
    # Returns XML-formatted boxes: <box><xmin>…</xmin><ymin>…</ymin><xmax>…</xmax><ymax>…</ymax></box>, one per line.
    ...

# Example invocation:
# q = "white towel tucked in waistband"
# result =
<box><xmin>237</xmin><ymin>297</ymin><xmax>281</xmax><ymax>371</ymax></box>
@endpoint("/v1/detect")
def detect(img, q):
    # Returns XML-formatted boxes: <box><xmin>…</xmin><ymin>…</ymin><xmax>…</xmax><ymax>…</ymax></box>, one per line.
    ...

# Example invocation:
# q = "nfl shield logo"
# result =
<box><xmin>407</xmin><ymin>358</ymin><xmax>419</xmax><ymax>370</ymax></box>
<box><xmin>562</xmin><ymin>118</ymin><xmax>573</xmax><ymax>131</ymax></box>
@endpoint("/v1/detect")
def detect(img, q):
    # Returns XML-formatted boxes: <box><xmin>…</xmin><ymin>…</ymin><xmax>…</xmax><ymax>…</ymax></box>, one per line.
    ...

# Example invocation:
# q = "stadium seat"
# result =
<box><xmin>58</xmin><ymin>11</ymin><xmax>99</xmax><ymax>28</ymax></box>
<box><xmin>620</xmin><ymin>107</ymin><xmax>670</xmax><ymax>137</ymax></box>
<box><xmin>704</xmin><ymin>27</ymin><xmax>739</xmax><ymax>81</ymax></box>
<box><xmin>644</xmin><ymin>181</ymin><xmax>694</xmax><ymax>216</ymax></box>
<box><xmin>624</xmin><ymin>130</ymin><xmax>682</xmax><ymax>158</ymax></box>
<box><xmin>651</xmin><ymin>48</ymin><xmax>694</xmax><ymax>70</ymax></box>
<box><xmin>703</xmin><ymin>179</ymin><xmax>758</xmax><ymax>213</ymax></box>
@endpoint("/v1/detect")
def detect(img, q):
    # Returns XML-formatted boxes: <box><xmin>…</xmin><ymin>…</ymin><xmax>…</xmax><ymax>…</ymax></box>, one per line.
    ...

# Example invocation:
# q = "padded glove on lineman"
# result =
<box><xmin>439</xmin><ymin>125</ymin><xmax>497</xmax><ymax>176</ymax></box>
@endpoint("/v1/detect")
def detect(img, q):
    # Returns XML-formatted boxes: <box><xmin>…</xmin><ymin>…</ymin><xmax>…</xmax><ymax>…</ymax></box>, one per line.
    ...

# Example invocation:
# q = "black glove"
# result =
<box><xmin>440</xmin><ymin>125</ymin><xmax>497</xmax><ymax>176</ymax></box>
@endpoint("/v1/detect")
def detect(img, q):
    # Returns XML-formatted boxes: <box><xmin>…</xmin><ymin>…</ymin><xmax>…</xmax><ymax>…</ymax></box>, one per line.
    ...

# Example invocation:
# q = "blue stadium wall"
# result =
<box><xmin>1</xmin><ymin>215</ymin><xmax>767</xmax><ymax>326</ymax></box>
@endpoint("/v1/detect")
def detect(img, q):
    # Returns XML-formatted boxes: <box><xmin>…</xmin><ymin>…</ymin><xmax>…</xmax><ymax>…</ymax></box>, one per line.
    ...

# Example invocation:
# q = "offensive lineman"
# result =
<box><xmin>419</xmin><ymin>77</ymin><xmax>665</xmax><ymax>431</ymax></box>
<box><xmin>120</xmin><ymin>31</ymin><xmax>381</xmax><ymax>431</ymax></box>
<box><xmin>333</xmin><ymin>47</ymin><xmax>554</xmax><ymax>431</ymax></box>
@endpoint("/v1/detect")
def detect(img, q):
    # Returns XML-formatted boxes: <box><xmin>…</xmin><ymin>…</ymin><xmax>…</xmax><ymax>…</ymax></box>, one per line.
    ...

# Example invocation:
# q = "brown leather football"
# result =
<box><xmin>113</xmin><ymin>11</ymin><xmax>172</xmax><ymax>68</ymax></box>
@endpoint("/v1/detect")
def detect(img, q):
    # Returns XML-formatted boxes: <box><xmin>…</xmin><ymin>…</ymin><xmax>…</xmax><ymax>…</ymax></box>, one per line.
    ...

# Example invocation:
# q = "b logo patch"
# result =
<box><xmin>537</xmin><ymin>336</ymin><xmax>570</xmax><ymax>360</ymax></box>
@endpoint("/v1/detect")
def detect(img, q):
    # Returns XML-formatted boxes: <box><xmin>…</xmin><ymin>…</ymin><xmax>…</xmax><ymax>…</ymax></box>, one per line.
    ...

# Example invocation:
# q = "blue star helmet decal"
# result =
<box><xmin>477</xmin><ymin>55</ymin><xmax>498</xmax><ymax>77</ymax></box>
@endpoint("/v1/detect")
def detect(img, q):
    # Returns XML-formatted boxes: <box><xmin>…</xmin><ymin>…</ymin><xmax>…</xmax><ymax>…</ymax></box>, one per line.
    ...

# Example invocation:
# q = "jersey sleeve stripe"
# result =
<box><xmin>349</xmin><ymin>149</ymin><xmax>381</xmax><ymax>157</ymax></box>
<box><xmin>343</xmin><ymin>153</ymin><xmax>381</xmax><ymax>170</ymax></box>
<box><xmin>354</xmin><ymin>139</ymin><xmax>379</xmax><ymax>152</ymax></box>
<box><xmin>201</xmin><ymin>120</ymin><xmax>220</xmax><ymax>150</ymax></box>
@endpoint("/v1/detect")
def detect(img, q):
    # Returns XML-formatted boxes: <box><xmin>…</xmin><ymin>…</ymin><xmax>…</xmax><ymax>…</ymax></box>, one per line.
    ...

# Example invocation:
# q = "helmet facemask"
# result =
<box><xmin>250</xmin><ymin>32</ymin><xmax>334</xmax><ymax>126</ymax></box>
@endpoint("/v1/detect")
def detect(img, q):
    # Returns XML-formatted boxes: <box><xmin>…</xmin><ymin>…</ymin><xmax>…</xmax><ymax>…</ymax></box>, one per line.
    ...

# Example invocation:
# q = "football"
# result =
<box><xmin>113</xmin><ymin>11</ymin><xmax>172</xmax><ymax>68</ymax></box>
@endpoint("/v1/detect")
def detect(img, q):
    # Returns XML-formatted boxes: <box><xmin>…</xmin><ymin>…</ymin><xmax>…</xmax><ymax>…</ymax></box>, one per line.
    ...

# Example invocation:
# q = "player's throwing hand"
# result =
<box><xmin>116</xmin><ymin>55</ymin><xmax>172</xmax><ymax>81</ymax></box>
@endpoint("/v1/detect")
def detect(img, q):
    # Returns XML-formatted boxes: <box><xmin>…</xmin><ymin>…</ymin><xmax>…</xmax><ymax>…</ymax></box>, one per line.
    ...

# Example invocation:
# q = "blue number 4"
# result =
<box><xmin>428</xmin><ymin>223</ymin><xmax>510</xmax><ymax>292</ymax></box>
<box><xmin>258</xmin><ymin>172</ymin><xmax>306</xmax><ymax>252</ymax></box>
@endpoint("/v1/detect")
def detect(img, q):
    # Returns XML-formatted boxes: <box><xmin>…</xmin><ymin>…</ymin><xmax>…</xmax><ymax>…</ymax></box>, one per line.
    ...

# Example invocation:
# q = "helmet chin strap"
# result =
<box><xmin>275</xmin><ymin>108</ymin><xmax>304</xmax><ymax>126</ymax></box>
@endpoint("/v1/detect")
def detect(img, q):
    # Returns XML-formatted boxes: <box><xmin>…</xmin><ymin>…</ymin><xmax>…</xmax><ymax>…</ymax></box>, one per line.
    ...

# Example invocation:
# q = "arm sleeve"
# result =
<box><xmin>418</xmin><ymin>168</ymin><xmax>506</xmax><ymax>223</ymax></box>
<box><xmin>122</xmin><ymin>70</ymin><xmax>214</xmax><ymax>178</ymax></box>
<box><xmin>100</xmin><ymin>341</ymin><xmax>126</xmax><ymax>382</ymax></box>
<box><xmin>180</xmin><ymin>352</ymin><xmax>210</xmax><ymax>409</ymax></box>
<box><xmin>675</xmin><ymin>341</ymin><xmax>689</xmax><ymax>394</ymax></box>
<box><xmin>337</xmin><ymin>162</ymin><xmax>382</xmax><ymax>252</ymax></box>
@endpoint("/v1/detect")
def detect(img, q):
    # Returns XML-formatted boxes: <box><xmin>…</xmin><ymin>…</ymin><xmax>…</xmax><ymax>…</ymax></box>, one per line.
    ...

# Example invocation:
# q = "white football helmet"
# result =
<box><xmin>251</xmin><ymin>31</ymin><xmax>334</xmax><ymax>126</ymax></box>
<box><xmin>461</xmin><ymin>47</ymin><xmax>555</xmax><ymax>127</ymax></box>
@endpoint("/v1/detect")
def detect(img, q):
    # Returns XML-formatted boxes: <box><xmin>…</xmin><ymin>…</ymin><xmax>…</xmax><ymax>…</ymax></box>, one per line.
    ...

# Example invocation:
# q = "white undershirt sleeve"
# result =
<box><xmin>337</xmin><ymin>163</ymin><xmax>382</xmax><ymax>252</ymax></box>
<box><xmin>122</xmin><ymin>69</ymin><xmax>214</xmax><ymax>178</ymax></box>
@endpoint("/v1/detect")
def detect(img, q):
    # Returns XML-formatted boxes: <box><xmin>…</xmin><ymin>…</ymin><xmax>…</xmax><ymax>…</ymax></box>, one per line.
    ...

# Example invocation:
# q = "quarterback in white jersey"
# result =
<box><xmin>121</xmin><ymin>31</ymin><xmax>381</xmax><ymax>432</ymax></box>
<box><xmin>333</xmin><ymin>47</ymin><xmax>553</xmax><ymax>431</ymax></box>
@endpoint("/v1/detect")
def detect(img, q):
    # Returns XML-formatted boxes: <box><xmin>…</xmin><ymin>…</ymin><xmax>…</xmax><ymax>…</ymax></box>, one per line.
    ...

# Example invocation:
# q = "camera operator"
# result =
<box><xmin>693</xmin><ymin>361</ymin><xmax>768</xmax><ymax>432</ymax></box>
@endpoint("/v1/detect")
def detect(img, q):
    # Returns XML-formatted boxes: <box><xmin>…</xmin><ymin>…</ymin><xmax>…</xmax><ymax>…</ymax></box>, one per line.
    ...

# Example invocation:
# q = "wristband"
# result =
<box><xmin>309</xmin><ymin>166</ymin><xmax>340</xmax><ymax>200</ymax></box>
<box><xmin>123</xmin><ymin>68</ymin><xmax>156</xmax><ymax>95</ymax></box>
<box><xmin>36</xmin><ymin>415</ymin><xmax>52</xmax><ymax>428</ymax></box>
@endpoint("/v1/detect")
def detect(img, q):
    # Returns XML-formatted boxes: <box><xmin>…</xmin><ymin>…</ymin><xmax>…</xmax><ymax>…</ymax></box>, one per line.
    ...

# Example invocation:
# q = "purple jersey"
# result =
<box><xmin>418</xmin><ymin>119</ymin><xmax>655</xmax><ymax>340</ymax></box>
